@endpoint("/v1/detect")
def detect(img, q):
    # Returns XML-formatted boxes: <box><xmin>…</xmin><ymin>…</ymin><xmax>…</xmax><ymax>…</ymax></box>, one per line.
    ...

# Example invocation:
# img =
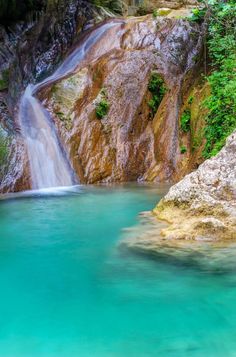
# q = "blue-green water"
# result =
<box><xmin>1</xmin><ymin>184</ymin><xmax>236</xmax><ymax>357</ymax></box>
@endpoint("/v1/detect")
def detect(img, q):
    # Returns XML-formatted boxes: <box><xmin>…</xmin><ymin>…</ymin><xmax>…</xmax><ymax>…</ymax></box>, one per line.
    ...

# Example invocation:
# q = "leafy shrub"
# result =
<box><xmin>190</xmin><ymin>7</ymin><xmax>206</xmax><ymax>23</ymax></box>
<box><xmin>180</xmin><ymin>109</ymin><xmax>191</xmax><ymax>133</ymax></box>
<box><xmin>180</xmin><ymin>145</ymin><xmax>187</xmax><ymax>154</ymax></box>
<box><xmin>153</xmin><ymin>9</ymin><xmax>158</xmax><ymax>18</ymax></box>
<box><xmin>202</xmin><ymin>0</ymin><xmax>236</xmax><ymax>158</ymax></box>
<box><xmin>148</xmin><ymin>73</ymin><xmax>167</xmax><ymax>118</ymax></box>
<box><xmin>96</xmin><ymin>99</ymin><xmax>109</xmax><ymax>119</ymax></box>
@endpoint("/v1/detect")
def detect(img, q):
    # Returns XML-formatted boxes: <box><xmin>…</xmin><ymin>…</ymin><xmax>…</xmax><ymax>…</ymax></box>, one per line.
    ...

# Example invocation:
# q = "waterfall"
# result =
<box><xmin>19</xmin><ymin>21</ymin><xmax>122</xmax><ymax>190</ymax></box>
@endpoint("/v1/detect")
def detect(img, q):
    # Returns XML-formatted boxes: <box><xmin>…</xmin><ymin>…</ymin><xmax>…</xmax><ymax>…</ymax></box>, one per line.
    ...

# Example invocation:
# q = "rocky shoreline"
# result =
<box><xmin>122</xmin><ymin>131</ymin><xmax>236</xmax><ymax>261</ymax></box>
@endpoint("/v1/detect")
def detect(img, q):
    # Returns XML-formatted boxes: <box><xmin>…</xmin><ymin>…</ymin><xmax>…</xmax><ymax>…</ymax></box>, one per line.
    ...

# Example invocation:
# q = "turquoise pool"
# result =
<box><xmin>0</xmin><ymin>184</ymin><xmax>236</xmax><ymax>357</ymax></box>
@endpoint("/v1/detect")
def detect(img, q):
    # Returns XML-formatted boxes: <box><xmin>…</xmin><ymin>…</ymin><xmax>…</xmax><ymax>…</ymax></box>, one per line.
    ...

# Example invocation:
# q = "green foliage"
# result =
<box><xmin>202</xmin><ymin>0</ymin><xmax>236</xmax><ymax>158</ymax></box>
<box><xmin>153</xmin><ymin>9</ymin><xmax>158</xmax><ymax>18</ymax></box>
<box><xmin>180</xmin><ymin>109</ymin><xmax>191</xmax><ymax>133</ymax></box>
<box><xmin>91</xmin><ymin>0</ymin><xmax>123</xmax><ymax>14</ymax></box>
<box><xmin>0</xmin><ymin>130</ymin><xmax>8</xmax><ymax>170</ymax></box>
<box><xmin>147</xmin><ymin>73</ymin><xmax>167</xmax><ymax>118</ymax></box>
<box><xmin>188</xmin><ymin>95</ymin><xmax>194</xmax><ymax>105</ymax></box>
<box><xmin>180</xmin><ymin>145</ymin><xmax>187</xmax><ymax>154</ymax></box>
<box><xmin>190</xmin><ymin>7</ymin><xmax>206</xmax><ymax>23</ymax></box>
<box><xmin>96</xmin><ymin>99</ymin><xmax>109</xmax><ymax>119</ymax></box>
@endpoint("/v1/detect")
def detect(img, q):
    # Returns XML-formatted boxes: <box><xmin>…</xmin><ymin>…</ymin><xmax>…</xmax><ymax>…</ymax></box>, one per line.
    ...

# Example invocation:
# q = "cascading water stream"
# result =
<box><xmin>19</xmin><ymin>21</ymin><xmax>123</xmax><ymax>189</ymax></box>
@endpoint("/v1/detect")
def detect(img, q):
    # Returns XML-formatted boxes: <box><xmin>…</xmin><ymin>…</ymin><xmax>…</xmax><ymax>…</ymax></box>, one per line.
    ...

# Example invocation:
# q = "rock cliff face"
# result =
<box><xmin>37</xmin><ymin>13</ymin><xmax>204</xmax><ymax>185</ymax></box>
<box><xmin>0</xmin><ymin>7</ymin><xmax>206</xmax><ymax>192</ymax></box>
<box><xmin>0</xmin><ymin>0</ymin><xmax>101</xmax><ymax>192</ymax></box>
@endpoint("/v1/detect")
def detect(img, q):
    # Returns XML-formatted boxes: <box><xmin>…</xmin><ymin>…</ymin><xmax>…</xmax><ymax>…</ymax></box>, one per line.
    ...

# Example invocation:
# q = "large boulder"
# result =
<box><xmin>154</xmin><ymin>131</ymin><xmax>236</xmax><ymax>241</ymax></box>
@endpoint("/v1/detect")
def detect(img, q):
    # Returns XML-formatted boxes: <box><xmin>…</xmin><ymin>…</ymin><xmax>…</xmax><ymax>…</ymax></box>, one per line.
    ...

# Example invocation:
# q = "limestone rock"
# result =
<box><xmin>154</xmin><ymin>131</ymin><xmax>236</xmax><ymax>241</ymax></box>
<box><xmin>40</xmin><ymin>15</ymin><xmax>203</xmax><ymax>184</ymax></box>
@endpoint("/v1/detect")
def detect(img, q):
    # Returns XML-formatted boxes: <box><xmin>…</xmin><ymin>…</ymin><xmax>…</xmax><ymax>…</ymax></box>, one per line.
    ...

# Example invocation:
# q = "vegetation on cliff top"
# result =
<box><xmin>179</xmin><ymin>0</ymin><xmax>236</xmax><ymax>159</ymax></box>
<box><xmin>202</xmin><ymin>0</ymin><xmax>236</xmax><ymax>158</ymax></box>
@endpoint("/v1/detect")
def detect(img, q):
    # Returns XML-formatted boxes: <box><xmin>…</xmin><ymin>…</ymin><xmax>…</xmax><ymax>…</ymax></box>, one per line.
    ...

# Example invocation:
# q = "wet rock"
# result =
<box><xmin>0</xmin><ymin>0</ymin><xmax>108</xmax><ymax>192</ymax></box>
<box><xmin>0</xmin><ymin>134</ymin><xmax>30</xmax><ymax>193</ymax></box>
<box><xmin>41</xmin><ymin>14</ymin><xmax>203</xmax><ymax>184</ymax></box>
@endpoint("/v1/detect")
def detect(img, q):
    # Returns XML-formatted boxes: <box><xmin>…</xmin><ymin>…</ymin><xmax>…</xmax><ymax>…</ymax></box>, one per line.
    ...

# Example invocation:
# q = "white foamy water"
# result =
<box><xmin>19</xmin><ymin>21</ymin><xmax>123</xmax><ymax>189</ymax></box>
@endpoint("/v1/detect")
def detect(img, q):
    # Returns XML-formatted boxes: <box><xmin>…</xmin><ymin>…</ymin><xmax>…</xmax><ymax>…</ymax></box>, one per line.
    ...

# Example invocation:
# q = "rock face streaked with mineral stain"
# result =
<box><xmin>38</xmin><ymin>14</ymin><xmax>203</xmax><ymax>185</ymax></box>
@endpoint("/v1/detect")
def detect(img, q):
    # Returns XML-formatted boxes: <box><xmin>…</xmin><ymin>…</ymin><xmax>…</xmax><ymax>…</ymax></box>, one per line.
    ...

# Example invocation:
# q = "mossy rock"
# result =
<box><xmin>157</xmin><ymin>8</ymin><xmax>172</xmax><ymax>16</ymax></box>
<box><xmin>0</xmin><ymin>69</ymin><xmax>9</xmax><ymax>91</ymax></box>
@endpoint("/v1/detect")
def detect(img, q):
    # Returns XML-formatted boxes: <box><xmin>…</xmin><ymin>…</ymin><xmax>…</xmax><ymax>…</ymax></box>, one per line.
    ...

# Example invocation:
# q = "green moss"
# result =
<box><xmin>180</xmin><ymin>109</ymin><xmax>191</xmax><ymax>133</ymax></box>
<box><xmin>191</xmin><ymin>132</ymin><xmax>203</xmax><ymax>152</ymax></box>
<box><xmin>0</xmin><ymin>130</ymin><xmax>8</xmax><ymax>169</ymax></box>
<box><xmin>157</xmin><ymin>8</ymin><xmax>171</xmax><ymax>16</ymax></box>
<box><xmin>0</xmin><ymin>69</ymin><xmax>9</xmax><ymax>91</ymax></box>
<box><xmin>148</xmin><ymin>73</ymin><xmax>167</xmax><ymax>118</ymax></box>
<box><xmin>188</xmin><ymin>95</ymin><xmax>194</xmax><ymax>105</ymax></box>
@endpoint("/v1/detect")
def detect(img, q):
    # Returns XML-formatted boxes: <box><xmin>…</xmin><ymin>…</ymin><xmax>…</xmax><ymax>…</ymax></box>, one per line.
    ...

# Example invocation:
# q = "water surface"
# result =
<box><xmin>0</xmin><ymin>184</ymin><xmax>236</xmax><ymax>357</ymax></box>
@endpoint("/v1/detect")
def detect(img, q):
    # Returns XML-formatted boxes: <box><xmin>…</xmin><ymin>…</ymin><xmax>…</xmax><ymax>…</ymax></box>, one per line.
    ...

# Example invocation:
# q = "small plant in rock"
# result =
<box><xmin>153</xmin><ymin>9</ymin><xmax>158</xmax><ymax>18</ymax></box>
<box><xmin>190</xmin><ymin>7</ymin><xmax>206</xmax><ymax>23</ymax></box>
<box><xmin>180</xmin><ymin>109</ymin><xmax>191</xmax><ymax>133</ymax></box>
<box><xmin>180</xmin><ymin>145</ymin><xmax>187</xmax><ymax>154</ymax></box>
<box><xmin>147</xmin><ymin>73</ymin><xmax>167</xmax><ymax>118</ymax></box>
<box><xmin>188</xmin><ymin>95</ymin><xmax>194</xmax><ymax>105</ymax></box>
<box><xmin>96</xmin><ymin>99</ymin><xmax>109</xmax><ymax>119</ymax></box>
